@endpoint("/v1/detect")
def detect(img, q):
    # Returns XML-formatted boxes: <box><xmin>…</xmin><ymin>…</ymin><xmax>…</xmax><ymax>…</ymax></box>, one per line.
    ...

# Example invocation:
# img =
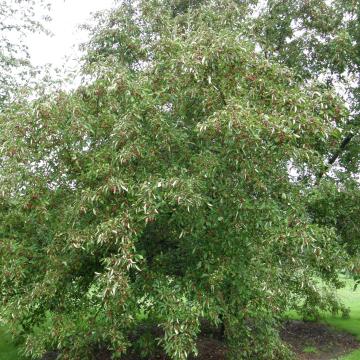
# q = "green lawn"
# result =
<box><xmin>325</xmin><ymin>279</ymin><xmax>360</xmax><ymax>360</ymax></box>
<box><xmin>327</xmin><ymin>280</ymin><xmax>360</xmax><ymax>339</ymax></box>
<box><xmin>341</xmin><ymin>349</ymin><xmax>360</xmax><ymax>360</ymax></box>
<box><xmin>287</xmin><ymin>277</ymin><xmax>360</xmax><ymax>360</ymax></box>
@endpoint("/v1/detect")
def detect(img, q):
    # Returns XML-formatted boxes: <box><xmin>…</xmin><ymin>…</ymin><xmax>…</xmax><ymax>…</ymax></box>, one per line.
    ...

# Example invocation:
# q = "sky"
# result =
<box><xmin>28</xmin><ymin>0</ymin><xmax>115</xmax><ymax>68</ymax></box>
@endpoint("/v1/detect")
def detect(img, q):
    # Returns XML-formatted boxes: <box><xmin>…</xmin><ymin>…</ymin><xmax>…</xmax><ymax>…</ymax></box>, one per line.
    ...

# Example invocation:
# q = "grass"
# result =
<box><xmin>287</xmin><ymin>276</ymin><xmax>360</xmax><ymax>360</ymax></box>
<box><xmin>325</xmin><ymin>278</ymin><xmax>360</xmax><ymax>360</ymax></box>
<box><xmin>341</xmin><ymin>349</ymin><xmax>360</xmax><ymax>360</ymax></box>
<box><xmin>303</xmin><ymin>345</ymin><xmax>318</xmax><ymax>354</ymax></box>
<box><xmin>325</xmin><ymin>280</ymin><xmax>360</xmax><ymax>340</ymax></box>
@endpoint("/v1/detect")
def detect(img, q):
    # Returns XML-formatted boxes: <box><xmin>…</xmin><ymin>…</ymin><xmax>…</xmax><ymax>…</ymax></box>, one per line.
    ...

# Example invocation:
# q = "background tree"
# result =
<box><xmin>254</xmin><ymin>0</ymin><xmax>360</xmax><ymax>278</ymax></box>
<box><xmin>0</xmin><ymin>1</ymin><xmax>356</xmax><ymax>359</ymax></box>
<box><xmin>255</xmin><ymin>0</ymin><xmax>360</xmax><ymax>173</ymax></box>
<box><xmin>0</xmin><ymin>0</ymin><xmax>50</xmax><ymax>107</ymax></box>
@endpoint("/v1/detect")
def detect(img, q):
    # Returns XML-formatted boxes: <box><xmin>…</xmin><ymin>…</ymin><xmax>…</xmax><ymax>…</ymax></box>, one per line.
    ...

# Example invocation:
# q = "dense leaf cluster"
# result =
<box><xmin>0</xmin><ymin>1</ymin><xmax>358</xmax><ymax>359</ymax></box>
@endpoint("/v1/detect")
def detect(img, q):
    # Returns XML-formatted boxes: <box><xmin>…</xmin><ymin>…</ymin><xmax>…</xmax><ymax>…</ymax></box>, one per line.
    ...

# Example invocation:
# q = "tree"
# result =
<box><xmin>0</xmin><ymin>0</ymin><xmax>50</xmax><ymax>107</ymax></box>
<box><xmin>255</xmin><ymin>0</ymin><xmax>360</xmax><ymax>172</ymax></box>
<box><xmin>254</xmin><ymin>0</ymin><xmax>360</xmax><ymax>279</ymax></box>
<box><xmin>0</xmin><ymin>1</ymin><xmax>353</xmax><ymax>359</ymax></box>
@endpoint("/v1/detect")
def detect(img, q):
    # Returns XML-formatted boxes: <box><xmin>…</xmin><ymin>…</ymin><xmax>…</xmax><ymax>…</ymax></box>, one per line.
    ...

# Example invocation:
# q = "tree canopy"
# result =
<box><xmin>0</xmin><ymin>1</ymin><xmax>359</xmax><ymax>359</ymax></box>
<box><xmin>256</xmin><ymin>0</ymin><xmax>360</xmax><ymax>175</ymax></box>
<box><xmin>0</xmin><ymin>0</ymin><xmax>50</xmax><ymax>107</ymax></box>
<box><xmin>255</xmin><ymin>0</ymin><xmax>360</xmax><ymax>278</ymax></box>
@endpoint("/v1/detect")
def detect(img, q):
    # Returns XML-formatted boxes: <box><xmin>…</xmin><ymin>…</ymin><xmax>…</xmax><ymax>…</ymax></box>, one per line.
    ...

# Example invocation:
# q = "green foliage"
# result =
<box><xmin>255</xmin><ymin>0</ymin><xmax>360</xmax><ymax>174</ymax></box>
<box><xmin>0</xmin><ymin>1</ymin><xmax>356</xmax><ymax>359</ymax></box>
<box><xmin>308</xmin><ymin>180</ymin><xmax>360</xmax><ymax>257</ymax></box>
<box><xmin>0</xmin><ymin>327</ymin><xmax>24</xmax><ymax>360</ymax></box>
<box><xmin>0</xmin><ymin>0</ymin><xmax>50</xmax><ymax>107</ymax></box>
<box><xmin>255</xmin><ymin>0</ymin><xmax>360</xmax><ymax>286</ymax></box>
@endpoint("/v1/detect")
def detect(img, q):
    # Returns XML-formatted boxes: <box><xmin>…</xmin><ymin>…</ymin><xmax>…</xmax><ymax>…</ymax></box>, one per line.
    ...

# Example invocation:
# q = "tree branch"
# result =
<box><xmin>317</xmin><ymin>132</ymin><xmax>355</xmax><ymax>181</ymax></box>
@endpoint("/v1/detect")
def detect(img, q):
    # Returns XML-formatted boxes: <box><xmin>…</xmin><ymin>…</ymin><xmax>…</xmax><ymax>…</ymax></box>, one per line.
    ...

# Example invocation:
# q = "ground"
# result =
<box><xmin>1</xmin><ymin>319</ymin><xmax>359</xmax><ymax>360</ymax></box>
<box><xmin>119</xmin><ymin>321</ymin><xmax>360</xmax><ymax>360</ymax></box>
<box><xmin>72</xmin><ymin>323</ymin><xmax>360</xmax><ymax>360</ymax></box>
<box><xmin>280</xmin><ymin>320</ymin><xmax>359</xmax><ymax>360</ymax></box>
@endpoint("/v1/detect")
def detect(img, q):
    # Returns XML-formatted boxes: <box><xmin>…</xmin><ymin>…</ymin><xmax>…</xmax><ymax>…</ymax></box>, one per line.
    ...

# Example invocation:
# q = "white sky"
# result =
<box><xmin>28</xmin><ymin>0</ymin><xmax>115</xmax><ymax>68</ymax></box>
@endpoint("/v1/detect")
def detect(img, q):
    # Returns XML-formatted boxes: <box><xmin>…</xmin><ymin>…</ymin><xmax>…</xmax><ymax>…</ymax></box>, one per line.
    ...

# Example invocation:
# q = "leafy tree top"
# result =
<box><xmin>0</xmin><ymin>1</ymin><xmax>355</xmax><ymax>359</ymax></box>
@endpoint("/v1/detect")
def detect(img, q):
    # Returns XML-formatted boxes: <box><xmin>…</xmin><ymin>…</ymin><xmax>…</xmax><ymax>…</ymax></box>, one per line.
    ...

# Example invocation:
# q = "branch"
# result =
<box><xmin>213</xmin><ymin>84</ymin><xmax>227</xmax><ymax>107</ymax></box>
<box><xmin>327</xmin><ymin>133</ymin><xmax>354</xmax><ymax>166</ymax></box>
<box><xmin>317</xmin><ymin>132</ymin><xmax>355</xmax><ymax>181</ymax></box>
